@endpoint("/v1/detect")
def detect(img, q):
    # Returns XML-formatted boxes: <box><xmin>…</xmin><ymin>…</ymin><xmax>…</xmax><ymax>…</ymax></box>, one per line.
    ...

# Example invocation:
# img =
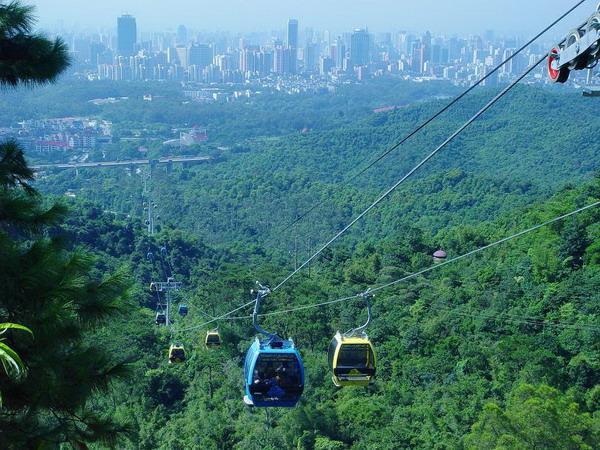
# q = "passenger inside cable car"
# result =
<box><xmin>249</xmin><ymin>354</ymin><xmax>303</xmax><ymax>402</ymax></box>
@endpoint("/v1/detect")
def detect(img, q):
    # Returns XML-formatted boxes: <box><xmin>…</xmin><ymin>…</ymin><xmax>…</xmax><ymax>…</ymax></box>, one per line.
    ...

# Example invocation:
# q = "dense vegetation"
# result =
<box><xmin>1</xmin><ymin>3</ymin><xmax>598</xmax><ymax>447</ymax></box>
<box><xmin>28</xmin><ymin>83</ymin><xmax>600</xmax><ymax>448</ymax></box>
<box><xmin>36</xmin><ymin>85</ymin><xmax>599</xmax><ymax>259</ymax></box>
<box><xmin>45</xmin><ymin>169</ymin><xmax>600</xmax><ymax>449</ymax></box>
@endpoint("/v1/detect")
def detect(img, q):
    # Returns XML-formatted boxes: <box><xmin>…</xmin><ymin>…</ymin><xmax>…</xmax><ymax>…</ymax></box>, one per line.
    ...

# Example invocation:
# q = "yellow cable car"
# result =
<box><xmin>327</xmin><ymin>290</ymin><xmax>376</xmax><ymax>387</ymax></box>
<box><xmin>168</xmin><ymin>344</ymin><xmax>186</xmax><ymax>364</ymax></box>
<box><xmin>328</xmin><ymin>332</ymin><xmax>376</xmax><ymax>387</ymax></box>
<box><xmin>205</xmin><ymin>329</ymin><xmax>221</xmax><ymax>348</ymax></box>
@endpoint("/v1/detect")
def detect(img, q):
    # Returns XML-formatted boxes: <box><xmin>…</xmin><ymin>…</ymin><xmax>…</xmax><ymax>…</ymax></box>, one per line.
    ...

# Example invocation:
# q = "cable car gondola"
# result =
<box><xmin>328</xmin><ymin>291</ymin><xmax>376</xmax><ymax>387</ymax></box>
<box><xmin>155</xmin><ymin>311</ymin><xmax>166</xmax><ymax>325</ymax></box>
<box><xmin>168</xmin><ymin>344</ymin><xmax>186</xmax><ymax>364</ymax></box>
<box><xmin>243</xmin><ymin>284</ymin><xmax>304</xmax><ymax>408</ymax></box>
<box><xmin>178</xmin><ymin>304</ymin><xmax>188</xmax><ymax>316</ymax></box>
<box><xmin>205</xmin><ymin>329</ymin><xmax>221</xmax><ymax>348</ymax></box>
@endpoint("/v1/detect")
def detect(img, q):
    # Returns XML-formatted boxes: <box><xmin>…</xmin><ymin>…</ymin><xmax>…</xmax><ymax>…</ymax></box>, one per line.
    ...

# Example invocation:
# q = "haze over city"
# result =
<box><xmin>31</xmin><ymin>0</ymin><xmax>589</xmax><ymax>35</ymax></box>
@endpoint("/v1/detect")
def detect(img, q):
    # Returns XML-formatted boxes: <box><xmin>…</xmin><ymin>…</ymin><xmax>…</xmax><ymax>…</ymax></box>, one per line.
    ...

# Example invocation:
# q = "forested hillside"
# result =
<box><xmin>1</xmin><ymin>1</ymin><xmax>599</xmax><ymax>448</ymax></box>
<box><xmin>52</xmin><ymin>174</ymin><xmax>600</xmax><ymax>449</ymax></box>
<box><xmin>36</xmin><ymin>85</ymin><xmax>599</xmax><ymax>258</ymax></box>
<box><xmin>28</xmin><ymin>83</ymin><xmax>600</xmax><ymax>448</ymax></box>
<box><xmin>4</xmin><ymin>76</ymin><xmax>594</xmax><ymax>449</ymax></box>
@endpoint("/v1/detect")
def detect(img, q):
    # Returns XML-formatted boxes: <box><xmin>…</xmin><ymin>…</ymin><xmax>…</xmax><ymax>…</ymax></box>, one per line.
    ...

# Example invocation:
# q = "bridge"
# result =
<box><xmin>31</xmin><ymin>155</ymin><xmax>212</xmax><ymax>171</ymax></box>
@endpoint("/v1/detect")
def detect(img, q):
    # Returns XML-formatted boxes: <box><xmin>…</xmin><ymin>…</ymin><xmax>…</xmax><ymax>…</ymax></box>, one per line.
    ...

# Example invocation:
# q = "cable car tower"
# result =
<box><xmin>151</xmin><ymin>277</ymin><xmax>182</xmax><ymax>327</ymax></box>
<box><xmin>548</xmin><ymin>3</ymin><xmax>600</xmax><ymax>83</ymax></box>
<box><xmin>144</xmin><ymin>201</ymin><xmax>158</xmax><ymax>235</ymax></box>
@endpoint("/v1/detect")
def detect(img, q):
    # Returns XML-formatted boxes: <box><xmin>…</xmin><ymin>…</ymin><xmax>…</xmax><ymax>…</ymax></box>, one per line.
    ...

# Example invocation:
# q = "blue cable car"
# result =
<box><xmin>178</xmin><ymin>304</ymin><xmax>188</xmax><ymax>316</ymax></box>
<box><xmin>243</xmin><ymin>284</ymin><xmax>305</xmax><ymax>408</ymax></box>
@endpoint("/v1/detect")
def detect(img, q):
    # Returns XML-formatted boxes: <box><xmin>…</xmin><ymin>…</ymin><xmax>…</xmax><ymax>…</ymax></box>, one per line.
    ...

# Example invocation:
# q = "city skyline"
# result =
<box><xmin>79</xmin><ymin>12</ymin><xmax>584</xmax><ymax>87</ymax></box>
<box><xmin>31</xmin><ymin>0</ymin><xmax>591</xmax><ymax>36</ymax></box>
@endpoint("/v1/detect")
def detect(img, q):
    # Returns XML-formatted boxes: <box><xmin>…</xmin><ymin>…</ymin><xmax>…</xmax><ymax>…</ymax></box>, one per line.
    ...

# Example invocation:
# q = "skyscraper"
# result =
<box><xmin>117</xmin><ymin>14</ymin><xmax>137</xmax><ymax>57</ymax></box>
<box><xmin>189</xmin><ymin>44</ymin><xmax>213</xmax><ymax>69</ymax></box>
<box><xmin>176</xmin><ymin>25</ymin><xmax>188</xmax><ymax>45</ymax></box>
<box><xmin>274</xmin><ymin>45</ymin><xmax>292</xmax><ymax>74</ymax></box>
<box><xmin>287</xmin><ymin>19</ymin><xmax>298</xmax><ymax>74</ymax></box>
<box><xmin>350</xmin><ymin>29</ymin><xmax>370</xmax><ymax>67</ymax></box>
<box><xmin>304</xmin><ymin>43</ymin><xmax>318</xmax><ymax>73</ymax></box>
<box><xmin>334</xmin><ymin>37</ymin><xmax>346</xmax><ymax>69</ymax></box>
<box><xmin>174</xmin><ymin>45</ymin><xmax>189</xmax><ymax>68</ymax></box>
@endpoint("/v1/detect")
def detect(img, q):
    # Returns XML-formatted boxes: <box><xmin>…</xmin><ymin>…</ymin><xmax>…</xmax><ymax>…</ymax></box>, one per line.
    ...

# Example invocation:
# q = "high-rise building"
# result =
<box><xmin>240</xmin><ymin>47</ymin><xmax>260</xmax><ymax>73</ymax></box>
<box><xmin>257</xmin><ymin>50</ymin><xmax>273</xmax><ymax>75</ymax></box>
<box><xmin>274</xmin><ymin>45</ymin><xmax>292</xmax><ymax>74</ymax></box>
<box><xmin>411</xmin><ymin>43</ymin><xmax>424</xmax><ymax>73</ymax></box>
<box><xmin>319</xmin><ymin>56</ymin><xmax>334</xmax><ymax>76</ymax></box>
<box><xmin>117</xmin><ymin>14</ymin><xmax>137</xmax><ymax>57</ymax></box>
<box><xmin>422</xmin><ymin>31</ymin><xmax>432</xmax><ymax>63</ymax></box>
<box><xmin>350</xmin><ymin>29</ymin><xmax>370</xmax><ymax>67</ymax></box>
<box><xmin>334</xmin><ymin>37</ymin><xmax>346</xmax><ymax>69</ymax></box>
<box><xmin>287</xmin><ymin>19</ymin><xmax>299</xmax><ymax>74</ymax></box>
<box><xmin>482</xmin><ymin>64</ymin><xmax>499</xmax><ymax>86</ymax></box>
<box><xmin>287</xmin><ymin>19</ymin><xmax>298</xmax><ymax>48</ymax></box>
<box><xmin>176</xmin><ymin>25</ymin><xmax>188</xmax><ymax>45</ymax></box>
<box><xmin>175</xmin><ymin>45</ymin><xmax>188</xmax><ymax>67</ymax></box>
<box><xmin>304</xmin><ymin>43</ymin><xmax>318</xmax><ymax>73</ymax></box>
<box><xmin>189</xmin><ymin>44</ymin><xmax>213</xmax><ymax>69</ymax></box>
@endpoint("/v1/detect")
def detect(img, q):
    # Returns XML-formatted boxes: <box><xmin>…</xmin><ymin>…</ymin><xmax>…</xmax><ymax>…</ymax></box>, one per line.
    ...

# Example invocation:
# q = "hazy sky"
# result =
<box><xmin>29</xmin><ymin>0</ymin><xmax>595</xmax><ymax>35</ymax></box>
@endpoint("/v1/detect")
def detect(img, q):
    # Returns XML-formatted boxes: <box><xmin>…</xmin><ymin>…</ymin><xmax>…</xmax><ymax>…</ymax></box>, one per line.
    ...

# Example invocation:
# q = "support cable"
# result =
<box><xmin>284</xmin><ymin>0</ymin><xmax>587</xmax><ymax>230</ymax></box>
<box><xmin>172</xmin><ymin>2</ymin><xmax>591</xmax><ymax>334</ymax></box>
<box><xmin>272</xmin><ymin>54</ymin><xmax>547</xmax><ymax>293</ymax></box>
<box><xmin>174</xmin><ymin>200</ymin><xmax>600</xmax><ymax>333</ymax></box>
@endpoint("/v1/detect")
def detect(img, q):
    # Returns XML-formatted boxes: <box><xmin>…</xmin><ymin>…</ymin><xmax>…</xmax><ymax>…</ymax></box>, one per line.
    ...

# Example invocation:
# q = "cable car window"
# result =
<box><xmin>250</xmin><ymin>353</ymin><xmax>303</xmax><ymax>401</ymax></box>
<box><xmin>206</xmin><ymin>333</ymin><xmax>220</xmax><ymax>345</ymax></box>
<box><xmin>338</xmin><ymin>344</ymin><xmax>374</xmax><ymax>369</ymax></box>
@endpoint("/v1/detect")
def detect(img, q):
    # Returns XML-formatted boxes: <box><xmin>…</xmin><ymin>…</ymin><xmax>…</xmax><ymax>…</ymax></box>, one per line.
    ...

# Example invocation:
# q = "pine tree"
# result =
<box><xmin>0</xmin><ymin>2</ymin><xmax>132</xmax><ymax>448</ymax></box>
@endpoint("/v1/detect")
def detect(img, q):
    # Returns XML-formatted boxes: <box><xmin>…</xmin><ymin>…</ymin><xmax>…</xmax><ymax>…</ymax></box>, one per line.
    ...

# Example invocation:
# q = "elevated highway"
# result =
<box><xmin>32</xmin><ymin>155</ymin><xmax>212</xmax><ymax>171</ymax></box>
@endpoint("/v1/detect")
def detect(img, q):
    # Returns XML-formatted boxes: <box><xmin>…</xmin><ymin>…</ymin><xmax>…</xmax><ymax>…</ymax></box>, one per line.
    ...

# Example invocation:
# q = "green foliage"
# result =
<box><xmin>3</xmin><ymin>39</ymin><xmax>600</xmax><ymax>446</ymax></box>
<box><xmin>0</xmin><ymin>3</ymin><xmax>129</xmax><ymax>439</ymax></box>
<box><xmin>0</xmin><ymin>1</ymin><xmax>70</xmax><ymax>87</ymax></box>
<box><xmin>0</xmin><ymin>187</ymin><xmax>133</xmax><ymax>447</ymax></box>
<box><xmin>32</xmin><ymin>172</ymin><xmax>597</xmax><ymax>449</ymax></box>
<box><xmin>465</xmin><ymin>383</ymin><xmax>599</xmax><ymax>450</ymax></box>
<box><xmin>0</xmin><ymin>322</ymin><xmax>32</xmax><ymax>402</ymax></box>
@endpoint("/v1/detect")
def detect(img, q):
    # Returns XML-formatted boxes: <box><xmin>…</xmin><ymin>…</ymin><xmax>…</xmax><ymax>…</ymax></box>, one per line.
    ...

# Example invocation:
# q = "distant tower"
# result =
<box><xmin>287</xmin><ymin>19</ymin><xmax>299</xmax><ymax>74</ymax></box>
<box><xmin>422</xmin><ymin>31</ymin><xmax>432</xmax><ymax>63</ymax></box>
<box><xmin>189</xmin><ymin>44</ymin><xmax>213</xmax><ymax>69</ymax></box>
<box><xmin>334</xmin><ymin>37</ymin><xmax>346</xmax><ymax>69</ymax></box>
<box><xmin>350</xmin><ymin>28</ymin><xmax>370</xmax><ymax>67</ymax></box>
<box><xmin>176</xmin><ymin>24</ymin><xmax>188</xmax><ymax>45</ymax></box>
<box><xmin>117</xmin><ymin>14</ymin><xmax>137</xmax><ymax>57</ymax></box>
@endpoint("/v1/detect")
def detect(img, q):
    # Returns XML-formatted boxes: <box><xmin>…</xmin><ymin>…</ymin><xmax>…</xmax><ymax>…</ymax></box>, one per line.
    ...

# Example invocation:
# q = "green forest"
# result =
<box><xmin>1</xmin><ymin>2</ymin><xmax>599</xmax><ymax>449</ymax></box>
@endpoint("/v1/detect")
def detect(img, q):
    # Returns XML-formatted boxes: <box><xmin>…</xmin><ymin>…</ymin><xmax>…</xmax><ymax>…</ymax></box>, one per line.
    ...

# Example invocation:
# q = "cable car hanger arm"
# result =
<box><xmin>252</xmin><ymin>282</ymin><xmax>280</xmax><ymax>342</ymax></box>
<box><xmin>345</xmin><ymin>289</ymin><xmax>373</xmax><ymax>337</ymax></box>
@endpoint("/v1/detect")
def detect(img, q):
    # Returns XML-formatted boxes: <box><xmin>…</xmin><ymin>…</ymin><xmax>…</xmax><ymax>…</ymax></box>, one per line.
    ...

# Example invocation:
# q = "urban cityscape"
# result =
<box><xmin>60</xmin><ymin>15</ymin><xmax>597</xmax><ymax>89</ymax></box>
